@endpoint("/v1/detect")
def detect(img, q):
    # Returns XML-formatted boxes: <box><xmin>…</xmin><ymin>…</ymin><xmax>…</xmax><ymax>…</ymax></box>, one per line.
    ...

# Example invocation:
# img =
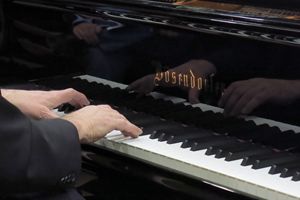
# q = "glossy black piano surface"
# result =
<box><xmin>1</xmin><ymin>0</ymin><xmax>300</xmax><ymax>199</ymax></box>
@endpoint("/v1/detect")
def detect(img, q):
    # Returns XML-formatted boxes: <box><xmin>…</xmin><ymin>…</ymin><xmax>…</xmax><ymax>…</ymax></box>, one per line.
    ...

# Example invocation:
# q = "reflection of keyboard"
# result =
<box><xmin>93</xmin><ymin>19</ymin><xmax>123</xmax><ymax>31</ymax></box>
<box><xmin>43</xmin><ymin>75</ymin><xmax>300</xmax><ymax>200</ymax></box>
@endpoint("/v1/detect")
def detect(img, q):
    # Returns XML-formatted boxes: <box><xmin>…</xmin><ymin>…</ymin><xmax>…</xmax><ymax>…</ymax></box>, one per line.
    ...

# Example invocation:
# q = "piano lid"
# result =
<box><xmin>13</xmin><ymin>0</ymin><xmax>300</xmax><ymax>46</ymax></box>
<box><xmin>98</xmin><ymin>0</ymin><xmax>300</xmax><ymax>24</ymax></box>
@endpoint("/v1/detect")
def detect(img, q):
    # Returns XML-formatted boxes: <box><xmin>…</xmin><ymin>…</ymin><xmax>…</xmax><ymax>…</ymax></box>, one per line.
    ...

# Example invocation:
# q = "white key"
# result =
<box><xmin>96</xmin><ymin>132</ymin><xmax>300</xmax><ymax>200</ymax></box>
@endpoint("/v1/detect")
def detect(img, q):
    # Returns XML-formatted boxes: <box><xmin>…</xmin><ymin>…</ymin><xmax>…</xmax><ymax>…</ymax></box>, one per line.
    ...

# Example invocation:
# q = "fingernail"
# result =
<box><xmin>138</xmin><ymin>128</ymin><xmax>143</xmax><ymax>134</ymax></box>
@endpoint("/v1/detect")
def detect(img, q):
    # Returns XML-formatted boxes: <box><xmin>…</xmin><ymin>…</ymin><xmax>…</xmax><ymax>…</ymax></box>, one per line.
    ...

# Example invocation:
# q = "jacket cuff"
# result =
<box><xmin>28</xmin><ymin>118</ymin><xmax>81</xmax><ymax>188</ymax></box>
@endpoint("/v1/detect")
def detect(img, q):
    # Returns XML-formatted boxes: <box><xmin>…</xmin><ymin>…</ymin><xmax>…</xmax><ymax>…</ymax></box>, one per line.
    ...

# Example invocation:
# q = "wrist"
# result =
<box><xmin>290</xmin><ymin>80</ymin><xmax>300</xmax><ymax>99</ymax></box>
<box><xmin>192</xmin><ymin>59</ymin><xmax>217</xmax><ymax>77</ymax></box>
<box><xmin>1</xmin><ymin>89</ymin><xmax>19</xmax><ymax>99</ymax></box>
<box><xmin>63</xmin><ymin>115</ymin><xmax>86</xmax><ymax>143</ymax></box>
<box><xmin>1</xmin><ymin>89</ymin><xmax>14</xmax><ymax>102</ymax></box>
<box><xmin>1</xmin><ymin>89</ymin><xmax>9</xmax><ymax>98</ymax></box>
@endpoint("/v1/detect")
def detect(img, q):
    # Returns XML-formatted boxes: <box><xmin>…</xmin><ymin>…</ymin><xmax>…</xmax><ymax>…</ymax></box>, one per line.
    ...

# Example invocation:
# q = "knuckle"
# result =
<box><xmin>119</xmin><ymin>119</ymin><xmax>128</xmax><ymax>127</ymax></box>
<box><xmin>99</xmin><ymin>105</ymin><xmax>111</xmax><ymax>109</ymax></box>
<box><xmin>66</xmin><ymin>88</ymin><xmax>76</xmax><ymax>94</ymax></box>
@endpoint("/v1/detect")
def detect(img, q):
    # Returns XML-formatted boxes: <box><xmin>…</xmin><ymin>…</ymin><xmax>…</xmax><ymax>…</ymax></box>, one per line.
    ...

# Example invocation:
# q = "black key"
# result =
<box><xmin>241</xmin><ymin>152</ymin><xmax>284</xmax><ymax>167</ymax></box>
<box><xmin>181</xmin><ymin>134</ymin><xmax>218</xmax><ymax>148</ymax></box>
<box><xmin>167</xmin><ymin>128</ymin><xmax>213</xmax><ymax>144</ymax></box>
<box><xmin>149</xmin><ymin>122</ymin><xmax>181</xmax><ymax>139</ymax></box>
<box><xmin>281</xmin><ymin>165</ymin><xmax>300</xmax><ymax>178</ymax></box>
<box><xmin>160</xmin><ymin>103</ymin><xmax>189</xmax><ymax>118</ymax></box>
<box><xmin>150</xmin><ymin>125</ymin><xmax>185</xmax><ymax>140</ymax></box>
<box><xmin>191</xmin><ymin>136</ymin><xmax>236</xmax><ymax>151</ymax></box>
<box><xmin>228</xmin><ymin>124</ymin><xmax>272</xmax><ymax>142</ymax></box>
<box><xmin>225</xmin><ymin>146</ymin><xmax>272</xmax><ymax>161</ymax></box>
<box><xmin>57</xmin><ymin>103</ymin><xmax>75</xmax><ymax>113</ymax></box>
<box><xmin>252</xmin><ymin>154</ymin><xmax>298</xmax><ymax>169</ymax></box>
<box><xmin>269</xmin><ymin>159</ymin><xmax>300</xmax><ymax>175</ymax></box>
<box><xmin>212</xmin><ymin>117</ymin><xmax>245</xmax><ymax>134</ymax></box>
<box><xmin>292</xmin><ymin>171</ymin><xmax>300</xmax><ymax>181</ymax></box>
<box><xmin>212</xmin><ymin>142</ymin><xmax>255</xmax><ymax>158</ymax></box>
<box><xmin>170</xmin><ymin>108</ymin><xmax>204</xmax><ymax>124</ymax></box>
<box><xmin>164</xmin><ymin>105</ymin><xmax>194</xmax><ymax>120</ymax></box>
<box><xmin>192</xmin><ymin>111</ymin><xmax>224</xmax><ymax>128</ymax></box>
<box><xmin>157</xmin><ymin>126</ymin><xmax>190</xmax><ymax>142</ymax></box>
<box><xmin>272</xmin><ymin>130</ymin><xmax>300</xmax><ymax>151</ymax></box>
<box><xmin>205</xmin><ymin>141</ymin><xmax>243</xmax><ymax>156</ymax></box>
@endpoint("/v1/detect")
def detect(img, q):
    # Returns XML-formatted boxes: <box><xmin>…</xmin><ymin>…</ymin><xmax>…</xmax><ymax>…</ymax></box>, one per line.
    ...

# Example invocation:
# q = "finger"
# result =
<box><xmin>66</xmin><ymin>89</ymin><xmax>90</xmax><ymax>107</ymax></box>
<box><xmin>73</xmin><ymin>28</ymin><xmax>83</xmax><ymax>40</ymax></box>
<box><xmin>188</xmin><ymin>89</ymin><xmax>200</xmax><ymax>104</ymax></box>
<box><xmin>51</xmin><ymin>89</ymin><xmax>90</xmax><ymax>108</ymax></box>
<box><xmin>241</xmin><ymin>92</ymin><xmax>268</xmax><ymax>115</ymax></box>
<box><xmin>104</xmin><ymin>109</ymin><xmax>126</xmax><ymax>120</ymax></box>
<box><xmin>127</xmin><ymin>79</ymin><xmax>143</xmax><ymax>91</ymax></box>
<box><xmin>218</xmin><ymin>82</ymin><xmax>241</xmax><ymax>108</ymax></box>
<box><xmin>223</xmin><ymin>86</ymin><xmax>247</xmax><ymax>116</ymax></box>
<box><xmin>115</xmin><ymin>119</ymin><xmax>142</xmax><ymax>138</ymax></box>
<box><xmin>128</xmin><ymin>84</ymin><xmax>148</xmax><ymax>95</ymax></box>
<box><xmin>97</xmin><ymin>104</ymin><xmax>112</xmax><ymax>110</ymax></box>
<box><xmin>229</xmin><ymin>86</ymin><xmax>261</xmax><ymax>116</ymax></box>
<box><xmin>77</xmin><ymin>29</ymin><xmax>86</xmax><ymax>40</ymax></box>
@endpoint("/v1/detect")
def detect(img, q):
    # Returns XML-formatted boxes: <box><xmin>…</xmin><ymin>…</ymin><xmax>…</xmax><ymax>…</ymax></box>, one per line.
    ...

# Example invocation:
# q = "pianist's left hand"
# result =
<box><xmin>1</xmin><ymin>88</ymin><xmax>90</xmax><ymax>119</ymax></box>
<box><xmin>218</xmin><ymin>78</ymin><xmax>300</xmax><ymax>116</ymax></box>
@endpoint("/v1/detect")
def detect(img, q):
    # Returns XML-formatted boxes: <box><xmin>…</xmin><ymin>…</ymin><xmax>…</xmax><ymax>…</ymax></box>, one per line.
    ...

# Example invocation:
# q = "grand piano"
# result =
<box><xmin>1</xmin><ymin>0</ymin><xmax>300</xmax><ymax>199</ymax></box>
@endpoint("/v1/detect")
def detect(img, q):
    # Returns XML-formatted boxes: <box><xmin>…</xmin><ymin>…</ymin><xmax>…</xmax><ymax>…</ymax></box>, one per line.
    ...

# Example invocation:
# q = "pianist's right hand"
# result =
<box><xmin>63</xmin><ymin>105</ymin><xmax>142</xmax><ymax>143</ymax></box>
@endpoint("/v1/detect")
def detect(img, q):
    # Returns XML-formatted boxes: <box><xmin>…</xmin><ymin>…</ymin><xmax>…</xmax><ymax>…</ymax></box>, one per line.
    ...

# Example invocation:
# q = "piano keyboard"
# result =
<box><xmin>44</xmin><ymin>75</ymin><xmax>300</xmax><ymax>200</ymax></box>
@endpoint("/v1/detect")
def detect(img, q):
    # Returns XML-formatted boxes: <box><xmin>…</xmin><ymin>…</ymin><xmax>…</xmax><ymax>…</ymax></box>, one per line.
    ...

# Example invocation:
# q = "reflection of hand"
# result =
<box><xmin>2</xmin><ymin>88</ymin><xmax>89</xmax><ymax>119</ymax></box>
<box><xmin>172</xmin><ymin>60</ymin><xmax>216</xmax><ymax>104</ymax></box>
<box><xmin>127</xmin><ymin>74</ymin><xmax>156</xmax><ymax>96</ymax></box>
<box><xmin>218</xmin><ymin>78</ymin><xmax>300</xmax><ymax>116</ymax></box>
<box><xmin>73</xmin><ymin>23</ymin><xmax>102</xmax><ymax>45</ymax></box>
<box><xmin>63</xmin><ymin>105</ymin><xmax>142</xmax><ymax>143</ymax></box>
<box><xmin>127</xmin><ymin>59</ymin><xmax>216</xmax><ymax>103</ymax></box>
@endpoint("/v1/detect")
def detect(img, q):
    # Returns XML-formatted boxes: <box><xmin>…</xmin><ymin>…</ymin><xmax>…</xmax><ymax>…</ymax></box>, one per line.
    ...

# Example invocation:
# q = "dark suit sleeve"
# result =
<box><xmin>0</xmin><ymin>96</ymin><xmax>81</xmax><ymax>194</ymax></box>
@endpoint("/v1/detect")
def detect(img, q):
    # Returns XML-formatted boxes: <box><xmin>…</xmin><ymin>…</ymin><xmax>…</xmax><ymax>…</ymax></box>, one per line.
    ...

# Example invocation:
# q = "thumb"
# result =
<box><xmin>188</xmin><ymin>88</ymin><xmax>200</xmax><ymax>104</ymax></box>
<box><xmin>126</xmin><ymin>80</ymin><xmax>141</xmax><ymax>91</ymax></box>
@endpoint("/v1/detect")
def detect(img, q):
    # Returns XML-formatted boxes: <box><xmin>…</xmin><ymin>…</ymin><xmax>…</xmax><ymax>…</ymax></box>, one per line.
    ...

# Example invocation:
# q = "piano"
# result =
<box><xmin>1</xmin><ymin>0</ymin><xmax>300</xmax><ymax>199</ymax></box>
